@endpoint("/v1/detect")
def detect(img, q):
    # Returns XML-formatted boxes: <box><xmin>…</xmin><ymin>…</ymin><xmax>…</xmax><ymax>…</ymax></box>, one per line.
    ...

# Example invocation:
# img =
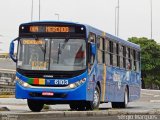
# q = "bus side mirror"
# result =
<box><xmin>90</xmin><ymin>42</ymin><xmax>96</xmax><ymax>56</ymax></box>
<box><xmin>9</xmin><ymin>38</ymin><xmax>18</xmax><ymax>62</ymax></box>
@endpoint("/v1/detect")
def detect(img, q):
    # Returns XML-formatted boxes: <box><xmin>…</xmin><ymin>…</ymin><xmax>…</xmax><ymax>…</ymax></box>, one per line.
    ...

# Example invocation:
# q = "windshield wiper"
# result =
<box><xmin>34</xmin><ymin>36</ymin><xmax>46</xmax><ymax>61</ymax></box>
<box><xmin>57</xmin><ymin>38</ymin><xmax>69</xmax><ymax>64</ymax></box>
<box><xmin>57</xmin><ymin>43</ymin><xmax>61</xmax><ymax>64</ymax></box>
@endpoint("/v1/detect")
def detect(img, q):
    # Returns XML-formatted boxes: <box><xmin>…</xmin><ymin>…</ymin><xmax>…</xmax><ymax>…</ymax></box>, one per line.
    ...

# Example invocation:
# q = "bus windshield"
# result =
<box><xmin>17</xmin><ymin>38</ymin><xmax>86</xmax><ymax>71</ymax></box>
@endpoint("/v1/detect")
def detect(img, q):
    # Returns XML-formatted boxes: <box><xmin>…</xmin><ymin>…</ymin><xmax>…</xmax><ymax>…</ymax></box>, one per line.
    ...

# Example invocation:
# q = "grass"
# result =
<box><xmin>0</xmin><ymin>94</ymin><xmax>14</xmax><ymax>98</ymax></box>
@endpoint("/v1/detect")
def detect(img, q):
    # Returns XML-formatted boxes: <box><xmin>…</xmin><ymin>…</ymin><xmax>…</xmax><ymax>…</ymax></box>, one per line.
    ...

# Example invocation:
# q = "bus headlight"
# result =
<box><xmin>68</xmin><ymin>78</ymin><xmax>86</xmax><ymax>89</ymax></box>
<box><xmin>17</xmin><ymin>79</ymin><xmax>30</xmax><ymax>88</ymax></box>
<box><xmin>23</xmin><ymin>82</ymin><xmax>30</xmax><ymax>88</ymax></box>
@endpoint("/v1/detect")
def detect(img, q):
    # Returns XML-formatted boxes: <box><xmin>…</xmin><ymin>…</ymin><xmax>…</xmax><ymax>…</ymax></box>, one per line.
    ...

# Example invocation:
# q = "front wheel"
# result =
<box><xmin>69</xmin><ymin>102</ymin><xmax>86</xmax><ymax>111</ymax></box>
<box><xmin>69</xmin><ymin>85</ymin><xmax>101</xmax><ymax>111</ymax></box>
<box><xmin>86</xmin><ymin>85</ymin><xmax>101</xmax><ymax>110</ymax></box>
<box><xmin>27</xmin><ymin>99</ymin><xmax>44</xmax><ymax>112</ymax></box>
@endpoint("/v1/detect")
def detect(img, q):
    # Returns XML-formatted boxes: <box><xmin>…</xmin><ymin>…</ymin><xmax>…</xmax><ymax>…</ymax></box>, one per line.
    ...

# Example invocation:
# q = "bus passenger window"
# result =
<box><xmin>126</xmin><ymin>47</ymin><xmax>131</xmax><ymax>70</ymax></box>
<box><xmin>113</xmin><ymin>42</ymin><xmax>117</xmax><ymax>66</ymax></box>
<box><xmin>116</xmin><ymin>43</ymin><xmax>120</xmax><ymax>67</ymax></box>
<box><xmin>105</xmin><ymin>39</ymin><xmax>110</xmax><ymax>66</ymax></box>
<box><xmin>119</xmin><ymin>45</ymin><xmax>123</xmax><ymax>68</ymax></box>
<box><xmin>97</xmin><ymin>37</ymin><xmax>104</xmax><ymax>64</ymax></box>
<box><xmin>109</xmin><ymin>41</ymin><xmax>113</xmax><ymax>65</ymax></box>
<box><xmin>123</xmin><ymin>46</ymin><xmax>126</xmax><ymax>69</ymax></box>
<box><xmin>136</xmin><ymin>51</ymin><xmax>140</xmax><ymax>72</ymax></box>
<box><xmin>133</xmin><ymin>50</ymin><xmax>136</xmax><ymax>71</ymax></box>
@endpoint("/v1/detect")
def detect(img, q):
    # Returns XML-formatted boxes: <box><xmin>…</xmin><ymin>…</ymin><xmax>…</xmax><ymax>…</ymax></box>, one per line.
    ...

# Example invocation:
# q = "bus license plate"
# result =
<box><xmin>42</xmin><ymin>92</ymin><xmax>54</xmax><ymax>96</ymax></box>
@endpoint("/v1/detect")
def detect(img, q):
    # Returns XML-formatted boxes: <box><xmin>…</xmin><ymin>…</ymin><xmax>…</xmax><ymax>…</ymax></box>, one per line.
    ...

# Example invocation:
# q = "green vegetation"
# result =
<box><xmin>128</xmin><ymin>37</ymin><xmax>160</xmax><ymax>89</ymax></box>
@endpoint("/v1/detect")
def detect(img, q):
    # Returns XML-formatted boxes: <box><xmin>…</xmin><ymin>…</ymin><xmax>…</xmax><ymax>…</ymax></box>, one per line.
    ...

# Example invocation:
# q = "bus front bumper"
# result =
<box><xmin>15</xmin><ymin>82</ymin><xmax>87</xmax><ymax>101</ymax></box>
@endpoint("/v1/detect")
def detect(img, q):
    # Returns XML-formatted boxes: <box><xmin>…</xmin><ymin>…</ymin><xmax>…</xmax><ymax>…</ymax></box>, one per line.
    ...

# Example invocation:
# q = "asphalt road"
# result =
<box><xmin>0</xmin><ymin>89</ymin><xmax>160</xmax><ymax>120</ymax></box>
<box><xmin>0</xmin><ymin>59</ymin><xmax>16</xmax><ymax>70</ymax></box>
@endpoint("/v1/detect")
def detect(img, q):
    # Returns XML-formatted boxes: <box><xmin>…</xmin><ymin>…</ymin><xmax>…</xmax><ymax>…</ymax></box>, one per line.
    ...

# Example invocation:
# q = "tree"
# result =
<box><xmin>128</xmin><ymin>37</ymin><xmax>160</xmax><ymax>89</ymax></box>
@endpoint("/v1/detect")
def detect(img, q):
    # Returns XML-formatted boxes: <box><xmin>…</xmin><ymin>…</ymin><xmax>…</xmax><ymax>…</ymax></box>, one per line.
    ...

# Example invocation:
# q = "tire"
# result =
<box><xmin>111</xmin><ymin>87</ymin><xmax>129</xmax><ymax>108</ymax></box>
<box><xmin>69</xmin><ymin>85</ymin><xmax>101</xmax><ymax>111</ymax></box>
<box><xmin>69</xmin><ymin>103</ymin><xmax>77</xmax><ymax>110</ymax></box>
<box><xmin>86</xmin><ymin>85</ymin><xmax>100</xmax><ymax>110</ymax></box>
<box><xmin>69</xmin><ymin>102</ymin><xmax>85</xmax><ymax>111</ymax></box>
<box><xmin>122</xmin><ymin>87</ymin><xmax>129</xmax><ymax>108</ymax></box>
<box><xmin>27</xmin><ymin>99</ymin><xmax>44</xmax><ymax>112</ymax></box>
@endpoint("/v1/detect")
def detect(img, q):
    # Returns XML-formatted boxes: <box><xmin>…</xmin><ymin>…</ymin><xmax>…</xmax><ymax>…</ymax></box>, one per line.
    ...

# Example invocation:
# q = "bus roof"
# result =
<box><xmin>84</xmin><ymin>24</ymin><xmax>140</xmax><ymax>51</ymax></box>
<box><xmin>20</xmin><ymin>21</ymin><xmax>140</xmax><ymax>50</ymax></box>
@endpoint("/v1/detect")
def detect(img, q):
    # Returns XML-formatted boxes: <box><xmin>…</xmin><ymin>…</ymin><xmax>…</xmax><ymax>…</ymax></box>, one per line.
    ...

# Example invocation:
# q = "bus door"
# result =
<box><xmin>97</xmin><ymin>37</ymin><xmax>106</xmax><ymax>102</ymax></box>
<box><xmin>87</xmin><ymin>33</ymin><xmax>96</xmax><ymax>100</ymax></box>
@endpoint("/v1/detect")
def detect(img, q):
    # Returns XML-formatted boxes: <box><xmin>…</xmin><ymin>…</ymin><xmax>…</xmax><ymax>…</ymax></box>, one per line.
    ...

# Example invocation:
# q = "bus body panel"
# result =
<box><xmin>15</xmin><ymin>71</ymin><xmax>92</xmax><ymax>101</ymax></box>
<box><xmin>105</xmin><ymin>67</ymin><xmax>141</xmax><ymax>102</ymax></box>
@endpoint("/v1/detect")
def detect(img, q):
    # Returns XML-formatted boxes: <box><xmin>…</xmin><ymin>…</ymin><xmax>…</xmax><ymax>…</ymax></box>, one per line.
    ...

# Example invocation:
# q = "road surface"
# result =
<box><xmin>0</xmin><ymin>89</ymin><xmax>160</xmax><ymax>120</ymax></box>
<box><xmin>0</xmin><ymin>59</ymin><xmax>15</xmax><ymax>70</ymax></box>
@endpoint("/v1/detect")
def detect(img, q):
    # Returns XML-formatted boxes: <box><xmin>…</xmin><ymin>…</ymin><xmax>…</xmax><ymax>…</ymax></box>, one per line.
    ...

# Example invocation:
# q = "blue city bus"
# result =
<box><xmin>9</xmin><ymin>21</ymin><xmax>141</xmax><ymax>112</ymax></box>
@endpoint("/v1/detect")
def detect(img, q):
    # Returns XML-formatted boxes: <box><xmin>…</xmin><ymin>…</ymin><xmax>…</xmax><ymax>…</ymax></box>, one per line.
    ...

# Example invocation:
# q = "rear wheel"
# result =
<box><xmin>111</xmin><ymin>87</ymin><xmax>129</xmax><ymax>108</ymax></box>
<box><xmin>123</xmin><ymin>87</ymin><xmax>129</xmax><ymax>108</ymax></box>
<box><xmin>27</xmin><ymin>99</ymin><xmax>44</xmax><ymax>112</ymax></box>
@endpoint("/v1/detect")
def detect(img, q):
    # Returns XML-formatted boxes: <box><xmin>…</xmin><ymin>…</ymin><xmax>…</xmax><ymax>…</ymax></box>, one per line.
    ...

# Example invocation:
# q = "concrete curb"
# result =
<box><xmin>1</xmin><ymin>109</ymin><xmax>160</xmax><ymax>116</ymax></box>
<box><xmin>1</xmin><ymin>109</ymin><xmax>160</xmax><ymax>120</ymax></box>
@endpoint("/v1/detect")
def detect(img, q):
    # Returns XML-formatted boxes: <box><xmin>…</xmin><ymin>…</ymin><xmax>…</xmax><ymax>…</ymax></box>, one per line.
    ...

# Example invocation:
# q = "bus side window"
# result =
<box><xmin>119</xmin><ymin>45</ymin><xmax>123</xmax><ymax>68</ymax></box>
<box><xmin>123</xmin><ymin>46</ymin><xmax>126</xmax><ymax>69</ymax></box>
<box><xmin>113</xmin><ymin>42</ymin><xmax>117</xmax><ymax>66</ymax></box>
<box><xmin>105</xmin><ymin>39</ymin><xmax>110</xmax><ymax>66</ymax></box>
<box><xmin>136</xmin><ymin>52</ymin><xmax>140</xmax><ymax>72</ymax></box>
<box><xmin>135</xmin><ymin>51</ymin><xmax>140</xmax><ymax>72</ymax></box>
<box><xmin>131</xmin><ymin>49</ymin><xmax>134</xmax><ymax>71</ymax></box>
<box><xmin>116</xmin><ymin>43</ymin><xmax>120</xmax><ymax>67</ymax></box>
<box><xmin>133</xmin><ymin>50</ymin><xmax>136</xmax><ymax>71</ymax></box>
<box><xmin>97</xmin><ymin>37</ymin><xmax>104</xmax><ymax>64</ymax></box>
<box><xmin>109</xmin><ymin>41</ymin><xmax>113</xmax><ymax>65</ymax></box>
<box><xmin>127</xmin><ymin>47</ymin><xmax>132</xmax><ymax>70</ymax></box>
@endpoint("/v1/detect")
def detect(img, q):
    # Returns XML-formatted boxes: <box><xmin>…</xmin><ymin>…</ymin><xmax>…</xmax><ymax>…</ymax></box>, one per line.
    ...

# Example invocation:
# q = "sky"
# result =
<box><xmin>0</xmin><ymin>0</ymin><xmax>160</xmax><ymax>53</ymax></box>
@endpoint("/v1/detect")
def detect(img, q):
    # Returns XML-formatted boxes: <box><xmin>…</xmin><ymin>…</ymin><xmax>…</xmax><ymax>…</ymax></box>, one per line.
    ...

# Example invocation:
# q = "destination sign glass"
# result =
<box><xmin>22</xmin><ymin>40</ymin><xmax>45</xmax><ymax>45</ymax></box>
<box><xmin>19</xmin><ymin>23</ymin><xmax>86</xmax><ymax>37</ymax></box>
<box><xmin>29</xmin><ymin>26</ymin><xmax>75</xmax><ymax>33</ymax></box>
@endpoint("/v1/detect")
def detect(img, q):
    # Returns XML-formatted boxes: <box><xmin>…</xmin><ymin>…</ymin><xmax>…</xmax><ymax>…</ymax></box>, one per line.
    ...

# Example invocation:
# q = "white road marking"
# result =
<box><xmin>141</xmin><ymin>93</ymin><xmax>154</xmax><ymax>96</ymax></box>
<box><xmin>150</xmin><ymin>100</ymin><xmax>160</xmax><ymax>103</ymax></box>
<box><xmin>0</xmin><ymin>68</ymin><xmax>16</xmax><ymax>72</ymax></box>
<box><xmin>154</xmin><ymin>95</ymin><xmax>160</xmax><ymax>97</ymax></box>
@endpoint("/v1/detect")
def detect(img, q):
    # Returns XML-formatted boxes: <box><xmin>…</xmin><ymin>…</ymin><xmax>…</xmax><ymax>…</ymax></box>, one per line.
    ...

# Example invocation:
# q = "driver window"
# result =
<box><xmin>88</xmin><ymin>33</ymin><xmax>96</xmax><ymax>70</ymax></box>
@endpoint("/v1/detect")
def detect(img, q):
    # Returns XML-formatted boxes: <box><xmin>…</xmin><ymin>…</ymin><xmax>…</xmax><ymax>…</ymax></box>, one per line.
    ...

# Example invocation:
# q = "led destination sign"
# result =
<box><xmin>29</xmin><ymin>26</ymin><xmax>73</xmax><ymax>33</ymax></box>
<box><xmin>19</xmin><ymin>23</ymin><xmax>86</xmax><ymax>37</ymax></box>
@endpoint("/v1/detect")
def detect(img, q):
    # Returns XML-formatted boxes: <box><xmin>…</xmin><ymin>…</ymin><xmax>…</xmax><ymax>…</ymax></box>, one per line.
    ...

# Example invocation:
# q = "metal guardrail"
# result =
<box><xmin>0</xmin><ymin>69</ymin><xmax>16</xmax><ymax>95</ymax></box>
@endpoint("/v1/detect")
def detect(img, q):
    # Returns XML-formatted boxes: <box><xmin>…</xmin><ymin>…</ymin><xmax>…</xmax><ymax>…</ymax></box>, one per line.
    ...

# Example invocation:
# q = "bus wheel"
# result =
<box><xmin>123</xmin><ymin>87</ymin><xmax>129</xmax><ymax>108</ymax></box>
<box><xmin>69</xmin><ymin>103</ymin><xmax>78</xmax><ymax>110</ymax></box>
<box><xmin>111</xmin><ymin>87</ymin><xmax>129</xmax><ymax>108</ymax></box>
<box><xmin>69</xmin><ymin>102</ymin><xmax>86</xmax><ymax>111</ymax></box>
<box><xmin>27</xmin><ymin>99</ymin><xmax>44</xmax><ymax>112</ymax></box>
<box><xmin>86</xmin><ymin>85</ymin><xmax>100</xmax><ymax>110</ymax></box>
